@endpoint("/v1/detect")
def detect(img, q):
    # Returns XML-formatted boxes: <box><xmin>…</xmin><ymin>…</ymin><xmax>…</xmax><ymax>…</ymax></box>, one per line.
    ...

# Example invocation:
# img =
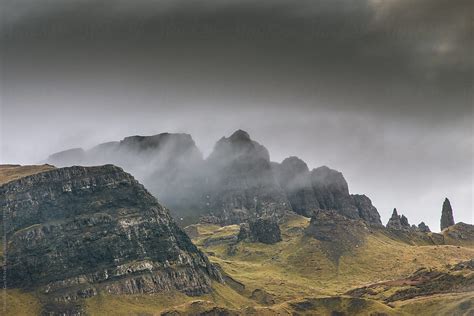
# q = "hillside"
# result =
<box><xmin>1</xmin><ymin>165</ymin><xmax>221</xmax><ymax>315</ymax></box>
<box><xmin>0</xmin><ymin>164</ymin><xmax>55</xmax><ymax>185</ymax></box>
<box><xmin>7</xmin><ymin>212</ymin><xmax>471</xmax><ymax>315</ymax></box>
<box><xmin>2</xmin><ymin>164</ymin><xmax>472</xmax><ymax>315</ymax></box>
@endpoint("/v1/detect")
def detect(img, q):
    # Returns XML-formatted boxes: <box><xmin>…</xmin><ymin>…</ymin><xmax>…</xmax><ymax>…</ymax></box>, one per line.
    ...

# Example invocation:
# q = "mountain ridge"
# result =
<box><xmin>46</xmin><ymin>130</ymin><xmax>383</xmax><ymax>227</ymax></box>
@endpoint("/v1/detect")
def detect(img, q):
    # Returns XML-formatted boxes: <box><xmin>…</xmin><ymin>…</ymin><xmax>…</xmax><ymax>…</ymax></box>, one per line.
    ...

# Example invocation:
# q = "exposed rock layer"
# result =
<box><xmin>1</xmin><ymin>166</ymin><xmax>221</xmax><ymax>301</ymax></box>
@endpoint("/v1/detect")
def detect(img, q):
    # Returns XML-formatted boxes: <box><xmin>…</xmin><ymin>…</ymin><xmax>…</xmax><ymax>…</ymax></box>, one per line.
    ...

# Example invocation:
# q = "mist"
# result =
<box><xmin>0</xmin><ymin>0</ymin><xmax>472</xmax><ymax>230</ymax></box>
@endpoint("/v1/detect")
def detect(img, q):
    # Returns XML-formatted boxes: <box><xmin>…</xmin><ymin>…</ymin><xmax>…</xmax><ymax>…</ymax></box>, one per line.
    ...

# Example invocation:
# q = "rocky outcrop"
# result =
<box><xmin>238</xmin><ymin>218</ymin><xmax>282</xmax><ymax>244</ymax></box>
<box><xmin>272</xmin><ymin>157</ymin><xmax>320</xmax><ymax>217</ymax></box>
<box><xmin>443</xmin><ymin>222</ymin><xmax>474</xmax><ymax>245</ymax></box>
<box><xmin>305</xmin><ymin>210</ymin><xmax>368</xmax><ymax>263</ymax></box>
<box><xmin>310</xmin><ymin>166</ymin><xmax>357</xmax><ymax>219</ymax></box>
<box><xmin>309</xmin><ymin>166</ymin><xmax>382</xmax><ymax>225</ymax></box>
<box><xmin>45</xmin><ymin>130</ymin><xmax>382</xmax><ymax>226</ymax></box>
<box><xmin>441</xmin><ymin>198</ymin><xmax>455</xmax><ymax>230</ymax></box>
<box><xmin>47</xmin><ymin>133</ymin><xmax>206</xmax><ymax>224</ymax></box>
<box><xmin>273</xmin><ymin>159</ymin><xmax>382</xmax><ymax>225</ymax></box>
<box><xmin>351</xmin><ymin>194</ymin><xmax>382</xmax><ymax>225</ymax></box>
<box><xmin>386</xmin><ymin>209</ymin><xmax>411</xmax><ymax>231</ymax></box>
<box><xmin>203</xmin><ymin>130</ymin><xmax>290</xmax><ymax>225</ymax></box>
<box><xmin>417</xmin><ymin>222</ymin><xmax>431</xmax><ymax>233</ymax></box>
<box><xmin>1</xmin><ymin>165</ymin><xmax>222</xmax><ymax>314</ymax></box>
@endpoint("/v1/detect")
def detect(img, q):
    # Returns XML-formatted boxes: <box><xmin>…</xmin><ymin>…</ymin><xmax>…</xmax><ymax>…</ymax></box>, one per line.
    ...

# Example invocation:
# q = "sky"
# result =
<box><xmin>0</xmin><ymin>0</ymin><xmax>472</xmax><ymax>231</ymax></box>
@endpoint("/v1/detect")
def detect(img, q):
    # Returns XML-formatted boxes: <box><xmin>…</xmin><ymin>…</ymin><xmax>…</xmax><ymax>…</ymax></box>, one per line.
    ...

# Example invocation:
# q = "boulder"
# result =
<box><xmin>238</xmin><ymin>218</ymin><xmax>282</xmax><ymax>244</ymax></box>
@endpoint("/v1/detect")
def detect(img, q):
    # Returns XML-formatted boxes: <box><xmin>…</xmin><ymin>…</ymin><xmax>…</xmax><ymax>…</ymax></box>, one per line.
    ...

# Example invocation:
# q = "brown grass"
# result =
<box><xmin>0</xmin><ymin>164</ymin><xmax>55</xmax><ymax>185</ymax></box>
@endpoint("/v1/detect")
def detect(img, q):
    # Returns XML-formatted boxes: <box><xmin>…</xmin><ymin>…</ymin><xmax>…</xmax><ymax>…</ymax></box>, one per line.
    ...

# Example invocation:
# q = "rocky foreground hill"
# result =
<box><xmin>0</xmin><ymin>165</ymin><xmax>221</xmax><ymax>315</ymax></box>
<box><xmin>1</xmin><ymin>164</ymin><xmax>473</xmax><ymax>315</ymax></box>
<box><xmin>47</xmin><ymin>130</ymin><xmax>381</xmax><ymax>226</ymax></box>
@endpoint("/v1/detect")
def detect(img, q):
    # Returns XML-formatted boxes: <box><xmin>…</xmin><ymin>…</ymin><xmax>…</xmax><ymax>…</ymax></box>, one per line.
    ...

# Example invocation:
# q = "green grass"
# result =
<box><xmin>1</xmin><ymin>290</ymin><xmax>42</xmax><ymax>316</ymax></box>
<box><xmin>194</xmin><ymin>214</ymin><xmax>474</xmax><ymax>302</ymax></box>
<box><xmin>4</xmin><ymin>213</ymin><xmax>473</xmax><ymax>315</ymax></box>
<box><xmin>0</xmin><ymin>164</ymin><xmax>55</xmax><ymax>185</ymax></box>
<box><xmin>396</xmin><ymin>293</ymin><xmax>474</xmax><ymax>316</ymax></box>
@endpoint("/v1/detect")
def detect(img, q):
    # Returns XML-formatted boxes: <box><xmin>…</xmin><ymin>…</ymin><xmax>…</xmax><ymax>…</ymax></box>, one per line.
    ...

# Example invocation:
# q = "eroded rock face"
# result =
<box><xmin>309</xmin><ymin>166</ymin><xmax>381</xmax><ymax>225</ymax></box>
<box><xmin>238</xmin><ymin>218</ymin><xmax>282</xmax><ymax>244</ymax></box>
<box><xmin>441</xmin><ymin>198</ymin><xmax>455</xmax><ymax>231</ymax></box>
<box><xmin>0</xmin><ymin>165</ymin><xmax>222</xmax><ymax>310</ymax></box>
<box><xmin>273</xmin><ymin>157</ymin><xmax>320</xmax><ymax>217</ymax></box>
<box><xmin>203</xmin><ymin>130</ymin><xmax>290</xmax><ymax>225</ymax></box>
<box><xmin>310</xmin><ymin>166</ymin><xmax>356</xmax><ymax>218</ymax></box>
<box><xmin>386</xmin><ymin>209</ymin><xmax>411</xmax><ymax>231</ymax></box>
<box><xmin>418</xmin><ymin>222</ymin><xmax>431</xmax><ymax>233</ymax></box>
<box><xmin>351</xmin><ymin>194</ymin><xmax>382</xmax><ymax>225</ymax></box>
<box><xmin>46</xmin><ymin>130</ymin><xmax>383</xmax><ymax>227</ymax></box>
<box><xmin>47</xmin><ymin>133</ymin><xmax>206</xmax><ymax>224</ymax></box>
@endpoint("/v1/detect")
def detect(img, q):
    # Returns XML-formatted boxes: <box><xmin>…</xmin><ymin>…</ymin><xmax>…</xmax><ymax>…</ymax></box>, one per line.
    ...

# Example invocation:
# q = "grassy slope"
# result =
<box><xmin>76</xmin><ymin>214</ymin><xmax>466</xmax><ymax>315</ymax></box>
<box><xmin>1</xmin><ymin>290</ymin><xmax>42</xmax><ymax>315</ymax></box>
<box><xmin>4</xmin><ymin>214</ymin><xmax>472</xmax><ymax>315</ymax></box>
<box><xmin>195</xmin><ymin>214</ymin><xmax>474</xmax><ymax>300</ymax></box>
<box><xmin>2</xmin><ymin>165</ymin><xmax>472</xmax><ymax>315</ymax></box>
<box><xmin>0</xmin><ymin>164</ymin><xmax>55</xmax><ymax>185</ymax></box>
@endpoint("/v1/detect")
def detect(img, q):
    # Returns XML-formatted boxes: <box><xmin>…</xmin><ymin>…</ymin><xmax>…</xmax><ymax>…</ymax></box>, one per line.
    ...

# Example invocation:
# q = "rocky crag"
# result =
<box><xmin>304</xmin><ymin>210</ymin><xmax>369</xmax><ymax>263</ymax></box>
<box><xmin>441</xmin><ymin>197</ymin><xmax>455</xmax><ymax>230</ymax></box>
<box><xmin>0</xmin><ymin>165</ymin><xmax>222</xmax><ymax>315</ymax></box>
<box><xmin>200</xmin><ymin>130</ymin><xmax>290</xmax><ymax>225</ymax></box>
<box><xmin>47</xmin><ymin>130</ymin><xmax>382</xmax><ymax>227</ymax></box>
<box><xmin>237</xmin><ymin>217</ymin><xmax>282</xmax><ymax>244</ymax></box>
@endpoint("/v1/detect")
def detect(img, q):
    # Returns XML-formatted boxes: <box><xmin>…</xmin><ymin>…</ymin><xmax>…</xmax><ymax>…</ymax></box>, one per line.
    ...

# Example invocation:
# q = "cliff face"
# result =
<box><xmin>441</xmin><ymin>198</ymin><xmax>455</xmax><ymax>230</ymax></box>
<box><xmin>273</xmin><ymin>157</ymin><xmax>320</xmax><ymax>217</ymax></box>
<box><xmin>46</xmin><ymin>133</ymin><xmax>205</xmax><ymax>222</ymax></box>
<box><xmin>1</xmin><ymin>165</ymin><xmax>221</xmax><ymax>313</ymax></box>
<box><xmin>202</xmin><ymin>130</ymin><xmax>290</xmax><ymax>225</ymax></box>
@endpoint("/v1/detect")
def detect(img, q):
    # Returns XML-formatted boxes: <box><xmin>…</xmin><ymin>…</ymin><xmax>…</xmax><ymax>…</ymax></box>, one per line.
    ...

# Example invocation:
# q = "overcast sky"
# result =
<box><xmin>0</xmin><ymin>0</ymin><xmax>472</xmax><ymax>230</ymax></box>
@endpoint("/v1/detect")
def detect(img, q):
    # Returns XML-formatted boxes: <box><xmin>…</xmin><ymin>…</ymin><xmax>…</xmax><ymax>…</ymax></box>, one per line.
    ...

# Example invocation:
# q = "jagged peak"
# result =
<box><xmin>441</xmin><ymin>197</ymin><xmax>455</xmax><ymax>230</ymax></box>
<box><xmin>210</xmin><ymin>130</ymin><xmax>270</xmax><ymax>162</ymax></box>
<box><xmin>391</xmin><ymin>208</ymin><xmax>398</xmax><ymax>217</ymax></box>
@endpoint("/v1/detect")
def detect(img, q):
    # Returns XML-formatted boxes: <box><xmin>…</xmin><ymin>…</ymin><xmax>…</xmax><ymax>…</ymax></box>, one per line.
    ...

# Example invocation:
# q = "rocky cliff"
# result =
<box><xmin>47</xmin><ymin>133</ymin><xmax>205</xmax><ymax>223</ymax></box>
<box><xmin>441</xmin><ymin>198</ymin><xmax>455</xmax><ymax>230</ymax></box>
<box><xmin>1</xmin><ymin>165</ymin><xmax>221</xmax><ymax>314</ymax></box>
<box><xmin>386</xmin><ymin>208</ymin><xmax>411</xmax><ymax>230</ymax></box>
<box><xmin>201</xmin><ymin>130</ymin><xmax>290</xmax><ymax>225</ymax></box>
<box><xmin>46</xmin><ymin>130</ymin><xmax>382</xmax><ymax>227</ymax></box>
<box><xmin>272</xmin><ymin>157</ymin><xmax>320</xmax><ymax>217</ymax></box>
<box><xmin>274</xmin><ymin>160</ymin><xmax>381</xmax><ymax>225</ymax></box>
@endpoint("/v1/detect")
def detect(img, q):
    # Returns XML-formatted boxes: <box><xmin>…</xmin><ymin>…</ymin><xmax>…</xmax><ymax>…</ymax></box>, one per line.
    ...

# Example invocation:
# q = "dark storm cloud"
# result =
<box><xmin>1</xmin><ymin>0</ymin><xmax>472</xmax><ymax>117</ymax></box>
<box><xmin>0</xmin><ymin>0</ymin><xmax>472</xmax><ymax>229</ymax></box>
